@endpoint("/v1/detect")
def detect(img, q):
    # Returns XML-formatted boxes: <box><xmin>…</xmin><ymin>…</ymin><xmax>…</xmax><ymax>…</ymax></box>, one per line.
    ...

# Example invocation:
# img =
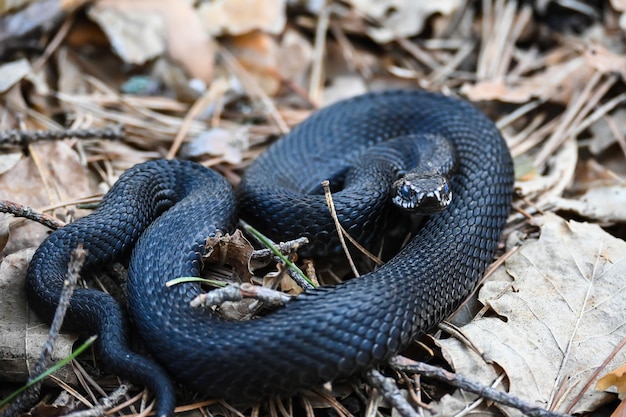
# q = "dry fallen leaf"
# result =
<box><xmin>204</xmin><ymin>230</ymin><xmax>254</xmax><ymax>281</ymax></box>
<box><xmin>0</xmin><ymin>58</ymin><xmax>31</xmax><ymax>94</ymax></box>
<box><xmin>346</xmin><ymin>0</ymin><xmax>463</xmax><ymax>43</ymax></box>
<box><xmin>226</xmin><ymin>28</ymin><xmax>313</xmax><ymax>96</ymax></box>
<box><xmin>597</xmin><ymin>364</ymin><xmax>626</xmax><ymax>398</ymax></box>
<box><xmin>434</xmin><ymin>213</ymin><xmax>626</xmax><ymax>416</ymax></box>
<box><xmin>0</xmin><ymin>152</ymin><xmax>22</xmax><ymax>176</ymax></box>
<box><xmin>88</xmin><ymin>0</ymin><xmax>215</xmax><ymax>83</ymax></box>
<box><xmin>227</xmin><ymin>31</ymin><xmax>283</xmax><ymax>95</ymax></box>
<box><xmin>514</xmin><ymin>135</ymin><xmax>577</xmax><ymax>208</ymax></box>
<box><xmin>0</xmin><ymin>0</ymin><xmax>82</xmax><ymax>44</ymax></box>
<box><xmin>181</xmin><ymin>127</ymin><xmax>248</xmax><ymax>164</ymax></box>
<box><xmin>321</xmin><ymin>75</ymin><xmax>368</xmax><ymax>106</ymax></box>
<box><xmin>555</xmin><ymin>185</ymin><xmax>626</xmax><ymax>223</ymax></box>
<box><xmin>197</xmin><ymin>0</ymin><xmax>286</xmax><ymax>36</ymax></box>
<box><xmin>0</xmin><ymin>248</ymin><xmax>78</xmax><ymax>385</ymax></box>
<box><xmin>276</xmin><ymin>29</ymin><xmax>314</xmax><ymax>86</ymax></box>
<box><xmin>0</xmin><ymin>142</ymin><xmax>91</xmax><ymax>254</ymax></box>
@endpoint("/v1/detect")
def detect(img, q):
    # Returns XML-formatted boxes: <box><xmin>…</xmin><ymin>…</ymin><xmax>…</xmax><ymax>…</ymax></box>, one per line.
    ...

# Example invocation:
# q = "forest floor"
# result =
<box><xmin>0</xmin><ymin>1</ymin><xmax>625</xmax><ymax>417</ymax></box>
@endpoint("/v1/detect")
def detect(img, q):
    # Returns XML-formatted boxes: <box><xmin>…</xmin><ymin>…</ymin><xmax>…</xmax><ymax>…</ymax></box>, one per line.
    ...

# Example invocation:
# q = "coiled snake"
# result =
<box><xmin>26</xmin><ymin>89</ymin><xmax>514</xmax><ymax>417</ymax></box>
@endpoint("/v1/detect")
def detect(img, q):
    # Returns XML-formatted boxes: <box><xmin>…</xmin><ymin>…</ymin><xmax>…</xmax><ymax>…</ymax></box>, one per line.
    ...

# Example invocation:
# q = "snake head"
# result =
<box><xmin>391</xmin><ymin>174</ymin><xmax>452</xmax><ymax>214</ymax></box>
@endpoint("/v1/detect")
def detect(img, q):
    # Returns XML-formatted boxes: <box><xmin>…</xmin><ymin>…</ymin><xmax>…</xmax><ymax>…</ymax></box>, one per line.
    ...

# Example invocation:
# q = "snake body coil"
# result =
<box><xmin>26</xmin><ymin>90</ymin><xmax>513</xmax><ymax>417</ymax></box>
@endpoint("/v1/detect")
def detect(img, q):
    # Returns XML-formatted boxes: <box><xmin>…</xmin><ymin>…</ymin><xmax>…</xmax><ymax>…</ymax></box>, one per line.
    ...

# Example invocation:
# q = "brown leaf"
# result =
<box><xmin>0</xmin><ymin>248</ymin><xmax>77</xmax><ymax>385</ymax></box>
<box><xmin>437</xmin><ymin>214</ymin><xmax>626</xmax><ymax>416</ymax></box>
<box><xmin>197</xmin><ymin>0</ymin><xmax>286</xmax><ymax>36</ymax></box>
<box><xmin>346</xmin><ymin>0</ymin><xmax>463</xmax><ymax>43</ymax></box>
<box><xmin>89</xmin><ymin>0</ymin><xmax>215</xmax><ymax>83</ymax></box>
<box><xmin>227</xmin><ymin>31</ymin><xmax>282</xmax><ymax>95</ymax></box>
<box><xmin>204</xmin><ymin>230</ymin><xmax>254</xmax><ymax>281</ymax></box>
<box><xmin>597</xmin><ymin>364</ymin><xmax>626</xmax><ymax>397</ymax></box>
<box><xmin>0</xmin><ymin>142</ymin><xmax>91</xmax><ymax>254</ymax></box>
<box><xmin>226</xmin><ymin>29</ymin><xmax>314</xmax><ymax>96</ymax></box>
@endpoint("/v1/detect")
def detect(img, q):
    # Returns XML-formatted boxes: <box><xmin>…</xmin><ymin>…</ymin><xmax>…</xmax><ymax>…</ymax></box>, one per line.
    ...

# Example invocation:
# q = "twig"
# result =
<box><xmin>250</xmin><ymin>237</ymin><xmax>315</xmax><ymax>289</ymax></box>
<box><xmin>321</xmin><ymin>180</ymin><xmax>360</xmax><ymax>277</ymax></box>
<box><xmin>1</xmin><ymin>246</ymin><xmax>87</xmax><ymax>417</ymax></box>
<box><xmin>37</xmin><ymin>246</ymin><xmax>87</xmax><ymax>374</ymax></box>
<box><xmin>32</xmin><ymin>11</ymin><xmax>75</xmax><ymax>73</ymax></box>
<box><xmin>311</xmin><ymin>389</ymin><xmax>355</xmax><ymax>417</ymax></box>
<box><xmin>218</xmin><ymin>46</ymin><xmax>289</xmax><ymax>134</ymax></box>
<box><xmin>396</xmin><ymin>37</ymin><xmax>440</xmax><ymax>71</ymax></box>
<box><xmin>424</xmin><ymin>41</ymin><xmax>475</xmax><ymax>87</ymax></box>
<box><xmin>496</xmin><ymin>98</ymin><xmax>546</xmax><ymax>130</ymax></box>
<box><xmin>250</xmin><ymin>237</ymin><xmax>310</xmax><ymax>262</ymax></box>
<box><xmin>364</xmin><ymin>369</ymin><xmax>419</xmax><ymax>417</ymax></box>
<box><xmin>241</xmin><ymin>220</ymin><xmax>315</xmax><ymax>289</ymax></box>
<box><xmin>390</xmin><ymin>358</ymin><xmax>572</xmax><ymax>417</ymax></box>
<box><xmin>64</xmin><ymin>384</ymin><xmax>130</xmax><ymax>417</ymax></box>
<box><xmin>322</xmin><ymin>181</ymin><xmax>383</xmax><ymax>267</ymax></box>
<box><xmin>0</xmin><ymin>200</ymin><xmax>65</xmax><ymax>230</ymax></box>
<box><xmin>0</xmin><ymin>125</ymin><xmax>124</xmax><ymax>147</ymax></box>
<box><xmin>534</xmin><ymin>70</ymin><xmax>602</xmax><ymax>168</ymax></box>
<box><xmin>190</xmin><ymin>282</ymin><xmax>292</xmax><ymax>309</ymax></box>
<box><xmin>309</xmin><ymin>4</ymin><xmax>331</xmax><ymax>103</ymax></box>
<box><xmin>166</xmin><ymin>78</ymin><xmax>229</xmax><ymax>159</ymax></box>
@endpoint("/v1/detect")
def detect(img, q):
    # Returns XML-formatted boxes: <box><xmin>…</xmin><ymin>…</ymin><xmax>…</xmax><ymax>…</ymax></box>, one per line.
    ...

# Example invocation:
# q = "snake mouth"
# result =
<box><xmin>392</xmin><ymin>176</ymin><xmax>452</xmax><ymax>214</ymax></box>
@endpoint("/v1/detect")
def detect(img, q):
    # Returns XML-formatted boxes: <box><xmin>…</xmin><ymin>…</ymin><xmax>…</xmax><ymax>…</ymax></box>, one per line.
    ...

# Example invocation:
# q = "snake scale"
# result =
<box><xmin>26</xmin><ymin>89</ymin><xmax>514</xmax><ymax>417</ymax></box>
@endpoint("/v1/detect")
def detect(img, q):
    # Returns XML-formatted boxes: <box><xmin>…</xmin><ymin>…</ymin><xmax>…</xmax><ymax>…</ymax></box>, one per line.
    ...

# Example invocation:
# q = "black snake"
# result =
<box><xmin>26</xmin><ymin>89</ymin><xmax>514</xmax><ymax>417</ymax></box>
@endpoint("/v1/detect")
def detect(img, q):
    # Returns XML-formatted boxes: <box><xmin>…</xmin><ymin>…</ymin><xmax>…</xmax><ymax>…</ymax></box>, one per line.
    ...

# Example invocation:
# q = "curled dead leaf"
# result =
<box><xmin>346</xmin><ymin>0</ymin><xmax>463</xmax><ymax>43</ymax></box>
<box><xmin>555</xmin><ymin>185</ymin><xmax>626</xmax><ymax>223</ymax></box>
<box><xmin>597</xmin><ymin>364</ymin><xmax>626</xmax><ymax>398</ymax></box>
<box><xmin>204</xmin><ymin>230</ymin><xmax>254</xmax><ymax>281</ymax></box>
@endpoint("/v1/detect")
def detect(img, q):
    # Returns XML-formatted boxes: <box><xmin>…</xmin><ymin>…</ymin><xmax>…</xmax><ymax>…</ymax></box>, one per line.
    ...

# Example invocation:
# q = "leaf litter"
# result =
<box><xmin>0</xmin><ymin>0</ymin><xmax>625</xmax><ymax>416</ymax></box>
<box><xmin>437</xmin><ymin>213</ymin><xmax>626</xmax><ymax>416</ymax></box>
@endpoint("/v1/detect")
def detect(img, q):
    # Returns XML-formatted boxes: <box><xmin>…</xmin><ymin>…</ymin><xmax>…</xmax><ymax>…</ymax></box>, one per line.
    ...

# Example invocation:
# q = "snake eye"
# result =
<box><xmin>443</xmin><ymin>182</ymin><xmax>450</xmax><ymax>194</ymax></box>
<box><xmin>400</xmin><ymin>183</ymin><xmax>412</xmax><ymax>199</ymax></box>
